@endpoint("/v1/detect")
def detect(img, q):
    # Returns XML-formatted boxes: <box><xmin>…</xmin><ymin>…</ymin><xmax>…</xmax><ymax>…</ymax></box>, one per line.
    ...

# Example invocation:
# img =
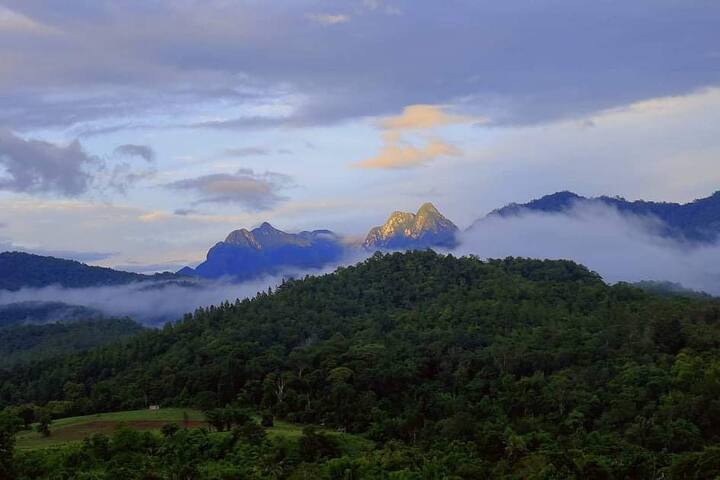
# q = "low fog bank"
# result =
<box><xmin>0</xmin><ymin>250</ymin><xmax>372</xmax><ymax>326</ymax></box>
<box><xmin>458</xmin><ymin>204</ymin><xmax>720</xmax><ymax>295</ymax></box>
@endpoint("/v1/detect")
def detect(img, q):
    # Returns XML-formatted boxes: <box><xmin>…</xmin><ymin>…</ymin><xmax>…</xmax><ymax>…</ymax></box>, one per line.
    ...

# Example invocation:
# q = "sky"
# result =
<box><xmin>0</xmin><ymin>0</ymin><xmax>719</xmax><ymax>272</ymax></box>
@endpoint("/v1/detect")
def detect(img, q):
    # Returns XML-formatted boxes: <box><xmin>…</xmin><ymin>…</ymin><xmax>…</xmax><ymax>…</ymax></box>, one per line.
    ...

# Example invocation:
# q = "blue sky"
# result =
<box><xmin>0</xmin><ymin>0</ymin><xmax>719</xmax><ymax>271</ymax></box>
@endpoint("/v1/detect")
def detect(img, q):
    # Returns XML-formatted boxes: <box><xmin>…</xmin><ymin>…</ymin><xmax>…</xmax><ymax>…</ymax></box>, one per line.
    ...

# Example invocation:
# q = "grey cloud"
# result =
<box><xmin>104</xmin><ymin>161</ymin><xmax>157</xmax><ymax>195</ymax></box>
<box><xmin>114</xmin><ymin>144</ymin><xmax>155</xmax><ymax>162</ymax></box>
<box><xmin>173</xmin><ymin>208</ymin><xmax>198</xmax><ymax>216</ymax></box>
<box><xmin>0</xmin><ymin>129</ymin><xmax>158</xmax><ymax>198</ymax></box>
<box><xmin>0</xmin><ymin>129</ymin><xmax>95</xmax><ymax>196</ymax></box>
<box><xmin>166</xmin><ymin>168</ymin><xmax>293</xmax><ymax>211</ymax></box>
<box><xmin>0</xmin><ymin>0</ymin><xmax>717</xmax><ymax>131</ymax></box>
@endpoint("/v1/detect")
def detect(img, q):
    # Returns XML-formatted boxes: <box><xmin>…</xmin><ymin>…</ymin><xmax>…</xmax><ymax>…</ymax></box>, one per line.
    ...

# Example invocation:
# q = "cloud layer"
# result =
<box><xmin>0</xmin><ymin>251</ymin><xmax>371</xmax><ymax>325</ymax></box>
<box><xmin>1</xmin><ymin>1</ymin><xmax>717</xmax><ymax>131</ymax></box>
<box><xmin>459</xmin><ymin>204</ymin><xmax>720</xmax><ymax>295</ymax></box>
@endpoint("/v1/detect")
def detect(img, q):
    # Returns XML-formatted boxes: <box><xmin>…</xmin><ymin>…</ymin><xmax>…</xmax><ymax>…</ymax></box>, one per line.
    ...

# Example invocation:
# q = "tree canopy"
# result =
<box><xmin>3</xmin><ymin>251</ymin><xmax>720</xmax><ymax>478</ymax></box>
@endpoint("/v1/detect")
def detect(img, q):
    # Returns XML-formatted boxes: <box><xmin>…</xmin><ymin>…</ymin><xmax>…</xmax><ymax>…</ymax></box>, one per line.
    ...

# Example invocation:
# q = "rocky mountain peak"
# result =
<box><xmin>417</xmin><ymin>202</ymin><xmax>441</xmax><ymax>216</ymax></box>
<box><xmin>363</xmin><ymin>203</ymin><xmax>458</xmax><ymax>250</ymax></box>
<box><xmin>183</xmin><ymin>222</ymin><xmax>345</xmax><ymax>280</ymax></box>
<box><xmin>224</xmin><ymin>228</ymin><xmax>261</xmax><ymax>249</ymax></box>
<box><xmin>223</xmin><ymin>223</ymin><xmax>309</xmax><ymax>250</ymax></box>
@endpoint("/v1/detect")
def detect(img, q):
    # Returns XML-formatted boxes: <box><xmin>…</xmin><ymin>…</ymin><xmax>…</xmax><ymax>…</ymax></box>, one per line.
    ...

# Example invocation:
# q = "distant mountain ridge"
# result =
<box><xmin>181</xmin><ymin>203</ymin><xmax>459</xmax><ymax>281</ymax></box>
<box><xmin>11</xmin><ymin>192</ymin><xmax>720</xmax><ymax>290</ymax></box>
<box><xmin>0</xmin><ymin>251</ymin><xmax>181</xmax><ymax>291</ymax></box>
<box><xmin>181</xmin><ymin>222</ymin><xmax>345</xmax><ymax>280</ymax></box>
<box><xmin>486</xmin><ymin>191</ymin><xmax>720</xmax><ymax>242</ymax></box>
<box><xmin>363</xmin><ymin>203</ymin><xmax>459</xmax><ymax>250</ymax></box>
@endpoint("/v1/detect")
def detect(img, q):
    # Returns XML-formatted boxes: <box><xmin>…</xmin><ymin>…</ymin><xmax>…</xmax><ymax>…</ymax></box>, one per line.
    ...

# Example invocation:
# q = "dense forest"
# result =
<box><xmin>0</xmin><ymin>302</ymin><xmax>102</xmax><ymax>328</ymax></box>
<box><xmin>2</xmin><ymin>251</ymin><xmax>720</xmax><ymax>478</ymax></box>
<box><xmin>0</xmin><ymin>318</ymin><xmax>145</xmax><ymax>367</ymax></box>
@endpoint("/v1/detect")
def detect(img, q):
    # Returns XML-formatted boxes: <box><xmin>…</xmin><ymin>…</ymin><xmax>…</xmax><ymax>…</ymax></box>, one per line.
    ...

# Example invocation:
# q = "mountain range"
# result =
<box><xmin>181</xmin><ymin>192</ymin><xmax>720</xmax><ymax>282</ymax></box>
<box><xmin>486</xmin><ymin>190</ymin><xmax>720</xmax><ymax>242</ymax></box>
<box><xmin>179</xmin><ymin>202</ymin><xmax>458</xmax><ymax>281</ymax></box>
<box><xmin>4</xmin><ymin>191</ymin><xmax>720</xmax><ymax>292</ymax></box>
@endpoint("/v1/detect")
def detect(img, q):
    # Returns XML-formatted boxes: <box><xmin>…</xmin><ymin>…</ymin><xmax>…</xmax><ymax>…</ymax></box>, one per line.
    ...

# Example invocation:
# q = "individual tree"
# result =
<box><xmin>0</xmin><ymin>412</ymin><xmax>21</xmax><ymax>479</ymax></box>
<box><xmin>36</xmin><ymin>413</ymin><xmax>51</xmax><ymax>437</ymax></box>
<box><xmin>16</xmin><ymin>405</ymin><xmax>34</xmax><ymax>430</ymax></box>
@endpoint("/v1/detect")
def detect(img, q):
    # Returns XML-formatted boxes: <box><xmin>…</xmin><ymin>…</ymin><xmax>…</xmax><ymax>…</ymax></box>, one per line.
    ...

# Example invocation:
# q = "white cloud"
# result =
<box><xmin>459</xmin><ymin>203</ymin><xmax>720</xmax><ymax>294</ymax></box>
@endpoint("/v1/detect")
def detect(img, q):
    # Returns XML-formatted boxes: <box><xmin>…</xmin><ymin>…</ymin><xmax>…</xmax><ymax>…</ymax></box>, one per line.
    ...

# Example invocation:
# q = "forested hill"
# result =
<box><xmin>0</xmin><ymin>251</ymin><xmax>179</xmax><ymax>291</ymax></box>
<box><xmin>3</xmin><ymin>251</ymin><xmax>720</xmax><ymax>477</ymax></box>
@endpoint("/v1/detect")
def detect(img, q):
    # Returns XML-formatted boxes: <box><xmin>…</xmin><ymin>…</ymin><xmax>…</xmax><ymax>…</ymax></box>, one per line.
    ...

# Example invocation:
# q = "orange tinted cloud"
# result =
<box><xmin>355</xmin><ymin>104</ymin><xmax>478</xmax><ymax>169</ymax></box>
<box><xmin>355</xmin><ymin>139</ymin><xmax>460</xmax><ymax>169</ymax></box>
<box><xmin>381</xmin><ymin>104</ymin><xmax>480</xmax><ymax>130</ymax></box>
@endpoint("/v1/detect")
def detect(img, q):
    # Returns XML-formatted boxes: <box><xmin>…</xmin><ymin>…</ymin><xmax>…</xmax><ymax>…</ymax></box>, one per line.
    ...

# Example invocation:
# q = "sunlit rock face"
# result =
<box><xmin>184</xmin><ymin>223</ymin><xmax>345</xmax><ymax>280</ymax></box>
<box><xmin>363</xmin><ymin>203</ymin><xmax>459</xmax><ymax>250</ymax></box>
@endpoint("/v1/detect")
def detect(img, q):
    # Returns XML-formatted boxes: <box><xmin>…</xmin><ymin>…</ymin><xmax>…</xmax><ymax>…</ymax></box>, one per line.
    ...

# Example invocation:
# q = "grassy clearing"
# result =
<box><xmin>16</xmin><ymin>408</ymin><xmax>204</xmax><ymax>449</ymax></box>
<box><xmin>15</xmin><ymin>409</ymin><xmax>374</xmax><ymax>453</ymax></box>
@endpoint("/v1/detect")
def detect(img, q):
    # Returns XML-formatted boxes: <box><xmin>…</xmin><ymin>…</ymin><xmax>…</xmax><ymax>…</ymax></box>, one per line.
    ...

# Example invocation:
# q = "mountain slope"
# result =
<box><xmin>183</xmin><ymin>222</ymin><xmax>345</xmax><ymax>280</ymax></box>
<box><xmin>0</xmin><ymin>252</ymin><xmax>180</xmax><ymax>291</ymax></box>
<box><xmin>485</xmin><ymin>190</ymin><xmax>720</xmax><ymax>242</ymax></box>
<box><xmin>363</xmin><ymin>202</ymin><xmax>458</xmax><ymax>250</ymax></box>
<box><xmin>3</xmin><ymin>251</ymin><xmax>720</xmax><ymax>477</ymax></box>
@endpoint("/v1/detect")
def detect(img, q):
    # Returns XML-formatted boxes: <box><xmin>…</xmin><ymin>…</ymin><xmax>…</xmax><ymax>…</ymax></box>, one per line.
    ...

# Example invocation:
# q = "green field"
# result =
<box><xmin>16</xmin><ymin>408</ymin><xmax>205</xmax><ymax>449</ymax></box>
<box><xmin>16</xmin><ymin>408</ymin><xmax>372</xmax><ymax>453</ymax></box>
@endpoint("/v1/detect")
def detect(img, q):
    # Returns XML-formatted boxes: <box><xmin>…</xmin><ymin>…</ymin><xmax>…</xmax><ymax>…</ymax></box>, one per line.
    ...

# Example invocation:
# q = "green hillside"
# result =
<box><xmin>2</xmin><ymin>251</ymin><xmax>720</xmax><ymax>478</ymax></box>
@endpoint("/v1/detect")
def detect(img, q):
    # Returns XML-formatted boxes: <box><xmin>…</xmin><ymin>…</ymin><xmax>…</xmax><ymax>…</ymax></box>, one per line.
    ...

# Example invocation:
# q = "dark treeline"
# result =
<box><xmin>3</xmin><ymin>251</ymin><xmax>720</xmax><ymax>478</ymax></box>
<box><xmin>0</xmin><ymin>318</ymin><xmax>145</xmax><ymax>367</ymax></box>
